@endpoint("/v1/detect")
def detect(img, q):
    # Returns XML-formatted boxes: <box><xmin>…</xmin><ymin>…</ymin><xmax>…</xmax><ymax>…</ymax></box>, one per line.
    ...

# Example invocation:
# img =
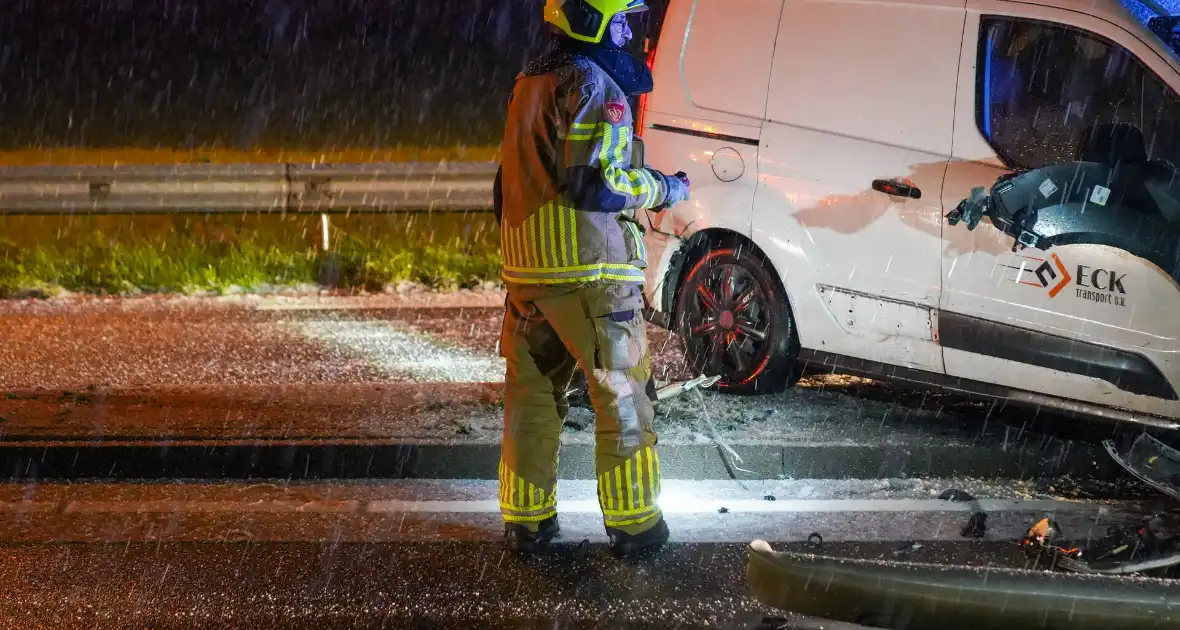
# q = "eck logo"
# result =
<box><xmin>1003</xmin><ymin>253</ymin><xmax>1128</xmax><ymax>308</ymax></box>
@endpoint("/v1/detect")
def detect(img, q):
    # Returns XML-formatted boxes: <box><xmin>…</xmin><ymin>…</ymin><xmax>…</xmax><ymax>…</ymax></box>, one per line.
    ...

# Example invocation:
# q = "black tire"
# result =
<box><xmin>673</xmin><ymin>239</ymin><xmax>799</xmax><ymax>395</ymax></box>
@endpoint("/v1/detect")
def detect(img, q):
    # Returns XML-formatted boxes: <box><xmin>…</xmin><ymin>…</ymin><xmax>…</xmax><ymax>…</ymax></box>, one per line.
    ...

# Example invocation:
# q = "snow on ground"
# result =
<box><xmin>0</xmin><ymin>293</ymin><xmax>1114</xmax><ymax>447</ymax></box>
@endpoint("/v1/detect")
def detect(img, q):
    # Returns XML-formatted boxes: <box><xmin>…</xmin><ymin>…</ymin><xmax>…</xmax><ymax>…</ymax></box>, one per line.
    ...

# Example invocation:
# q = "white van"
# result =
<box><xmin>636</xmin><ymin>0</ymin><xmax>1180</xmax><ymax>429</ymax></box>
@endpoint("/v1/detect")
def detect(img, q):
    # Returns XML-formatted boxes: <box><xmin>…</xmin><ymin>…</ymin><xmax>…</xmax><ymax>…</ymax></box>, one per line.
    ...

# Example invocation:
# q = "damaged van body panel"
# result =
<box><xmin>940</xmin><ymin>0</ymin><xmax>1180</xmax><ymax>421</ymax></box>
<box><xmin>639</xmin><ymin>0</ymin><xmax>1180</xmax><ymax>427</ymax></box>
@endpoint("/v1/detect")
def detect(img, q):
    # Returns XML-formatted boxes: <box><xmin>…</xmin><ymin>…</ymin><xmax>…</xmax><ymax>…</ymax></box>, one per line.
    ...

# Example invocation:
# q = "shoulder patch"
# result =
<box><xmin>604</xmin><ymin>99</ymin><xmax>626</xmax><ymax>124</ymax></box>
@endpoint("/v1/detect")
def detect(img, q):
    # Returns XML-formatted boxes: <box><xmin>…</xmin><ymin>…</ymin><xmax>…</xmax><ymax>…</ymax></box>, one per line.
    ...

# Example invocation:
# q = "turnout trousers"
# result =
<box><xmin>498</xmin><ymin>280</ymin><xmax>664</xmax><ymax>536</ymax></box>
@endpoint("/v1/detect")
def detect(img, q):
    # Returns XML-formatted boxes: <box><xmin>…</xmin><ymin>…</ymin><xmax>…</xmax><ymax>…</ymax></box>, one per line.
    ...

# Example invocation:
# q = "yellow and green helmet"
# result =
<box><xmin>543</xmin><ymin>0</ymin><xmax>649</xmax><ymax>44</ymax></box>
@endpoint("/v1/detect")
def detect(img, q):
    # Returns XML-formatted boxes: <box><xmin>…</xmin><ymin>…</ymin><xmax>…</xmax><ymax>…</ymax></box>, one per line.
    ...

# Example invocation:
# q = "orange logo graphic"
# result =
<box><xmin>1041</xmin><ymin>253</ymin><xmax>1072</xmax><ymax>298</ymax></box>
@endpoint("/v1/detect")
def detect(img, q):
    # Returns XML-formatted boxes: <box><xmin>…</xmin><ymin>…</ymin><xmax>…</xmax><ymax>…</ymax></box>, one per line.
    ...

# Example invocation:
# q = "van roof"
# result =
<box><xmin>1014</xmin><ymin>0</ymin><xmax>1169</xmax><ymax>28</ymax></box>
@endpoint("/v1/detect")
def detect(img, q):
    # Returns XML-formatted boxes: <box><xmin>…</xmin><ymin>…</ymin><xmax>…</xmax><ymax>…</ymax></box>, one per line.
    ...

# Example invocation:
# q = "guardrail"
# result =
<box><xmin>0</xmin><ymin>162</ymin><xmax>498</xmax><ymax>215</ymax></box>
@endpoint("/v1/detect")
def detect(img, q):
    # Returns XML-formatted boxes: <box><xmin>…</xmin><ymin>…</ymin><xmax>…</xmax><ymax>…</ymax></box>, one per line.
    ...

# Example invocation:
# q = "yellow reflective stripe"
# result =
<box><xmin>653</xmin><ymin>448</ymin><xmax>661</xmax><ymax>496</ymax></box>
<box><xmin>597</xmin><ymin>124</ymin><xmax>645</xmax><ymax>197</ymax></box>
<box><xmin>647</xmin><ymin>448</ymin><xmax>657</xmax><ymax>500</ymax></box>
<box><xmin>600</xmin><ymin>472</ymin><xmax>612</xmax><ymax>511</ymax></box>
<box><xmin>504</xmin><ymin>225</ymin><xmax>516</xmax><ymax>267</ymax></box>
<box><xmin>596</xmin><ymin>447</ymin><xmax>662</xmax><ymax>519</ymax></box>
<box><xmin>546</xmin><ymin>205</ymin><xmax>560</xmax><ymax>269</ymax></box>
<box><xmin>614</xmin><ymin>465</ymin><xmax>623</xmax><ymax>511</ymax></box>
<box><xmin>624</xmin><ymin>458</ymin><xmax>635</xmax><ymax>511</ymax></box>
<box><xmin>625</xmin><ymin>221</ymin><xmax>644</xmax><ymax>261</ymax></box>
<box><xmin>601</xmin><ymin>504</ymin><xmax>658</xmax><ymax>519</ymax></box>
<box><xmin>513</xmin><ymin>221</ymin><xmax>523</xmax><ymax>268</ymax></box>
<box><xmin>557</xmin><ymin>204</ymin><xmax>569</xmax><ymax>267</ymax></box>
<box><xmin>598</xmin><ymin>126</ymin><xmax>640</xmax><ymax>195</ymax></box>
<box><xmin>537</xmin><ymin>207</ymin><xmax>549</xmax><ymax>269</ymax></box>
<box><xmin>515</xmin><ymin>223</ymin><xmax>525</xmax><ymax>267</ymax></box>
<box><xmin>606</xmin><ymin>168</ymin><xmax>645</xmax><ymax>195</ymax></box>
<box><xmin>604</xmin><ymin>513</ymin><xmax>661</xmax><ymax>528</ymax></box>
<box><xmin>502</xmin><ymin>273</ymin><xmax>644</xmax><ymax>285</ymax></box>
<box><xmin>626</xmin><ymin>170</ymin><xmax>648</xmax><ymax>207</ymax></box>
<box><xmin>503</xmin><ymin>262</ymin><xmax>644</xmax><ymax>273</ymax></box>
<box><xmin>499</xmin><ymin>460</ymin><xmax>506</xmax><ymax>503</ymax></box>
<box><xmin>569</xmin><ymin>206</ymin><xmax>580</xmax><ymax>265</ymax></box>
<box><xmin>526</xmin><ymin>214</ymin><xmax>538</xmax><ymax>269</ymax></box>
<box><xmin>615</xmin><ymin>126</ymin><xmax>628</xmax><ymax>171</ymax></box>
<box><xmin>503</xmin><ymin>512</ymin><xmax>557</xmax><ymax>524</ymax></box>
<box><xmin>546</xmin><ymin>205</ymin><xmax>558</xmax><ymax>269</ymax></box>
<box><xmin>597</xmin><ymin>124</ymin><xmax>614</xmax><ymax>170</ymax></box>
<box><xmin>499</xmin><ymin>460</ymin><xmax>558</xmax><ymax>521</ymax></box>
<box><xmin>636</xmin><ymin>169</ymin><xmax>657</xmax><ymax>208</ymax></box>
<box><xmin>635</xmin><ymin>448</ymin><xmax>645</xmax><ymax>510</ymax></box>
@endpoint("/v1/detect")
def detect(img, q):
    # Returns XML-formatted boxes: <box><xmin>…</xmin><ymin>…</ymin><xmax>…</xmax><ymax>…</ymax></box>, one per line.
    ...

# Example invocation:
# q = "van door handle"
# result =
<box><xmin>872</xmin><ymin>179</ymin><xmax>922</xmax><ymax>199</ymax></box>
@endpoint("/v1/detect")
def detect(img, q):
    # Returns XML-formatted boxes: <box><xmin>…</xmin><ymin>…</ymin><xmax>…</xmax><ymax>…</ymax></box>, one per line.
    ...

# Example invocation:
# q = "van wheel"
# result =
<box><xmin>673</xmin><ymin>241</ymin><xmax>799</xmax><ymax>395</ymax></box>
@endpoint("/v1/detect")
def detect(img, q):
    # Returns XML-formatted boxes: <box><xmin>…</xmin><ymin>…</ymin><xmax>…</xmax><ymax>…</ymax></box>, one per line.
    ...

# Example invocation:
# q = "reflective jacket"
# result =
<box><xmin>496</xmin><ymin>52</ymin><xmax>669</xmax><ymax>287</ymax></box>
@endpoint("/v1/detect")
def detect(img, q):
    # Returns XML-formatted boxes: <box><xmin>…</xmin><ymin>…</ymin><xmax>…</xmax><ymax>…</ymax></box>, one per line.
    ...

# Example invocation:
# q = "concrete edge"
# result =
<box><xmin>0</xmin><ymin>440</ymin><xmax>1118</xmax><ymax>482</ymax></box>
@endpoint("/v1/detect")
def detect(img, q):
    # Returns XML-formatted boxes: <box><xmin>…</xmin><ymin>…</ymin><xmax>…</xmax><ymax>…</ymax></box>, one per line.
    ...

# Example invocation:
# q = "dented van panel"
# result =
<box><xmin>641</xmin><ymin>0</ymin><xmax>1180</xmax><ymax>425</ymax></box>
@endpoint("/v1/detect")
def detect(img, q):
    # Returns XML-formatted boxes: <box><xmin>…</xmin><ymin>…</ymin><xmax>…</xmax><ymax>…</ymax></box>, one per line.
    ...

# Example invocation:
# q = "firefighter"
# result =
<box><xmin>494</xmin><ymin>0</ymin><xmax>691</xmax><ymax>557</ymax></box>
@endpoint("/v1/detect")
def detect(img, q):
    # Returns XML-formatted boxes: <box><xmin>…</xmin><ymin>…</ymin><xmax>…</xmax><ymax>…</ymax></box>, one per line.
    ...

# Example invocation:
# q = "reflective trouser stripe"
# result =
<box><xmin>598</xmin><ymin>446</ymin><xmax>662</xmax><ymax>528</ymax></box>
<box><xmin>499</xmin><ymin>460</ymin><xmax>558</xmax><ymax>524</ymax></box>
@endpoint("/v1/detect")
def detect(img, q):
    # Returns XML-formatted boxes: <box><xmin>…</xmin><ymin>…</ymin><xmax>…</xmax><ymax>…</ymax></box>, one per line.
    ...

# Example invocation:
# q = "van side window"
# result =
<box><xmin>976</xmin><ymin>16</ymin><xmax>1180</xmax><ymax>170</ymax></box>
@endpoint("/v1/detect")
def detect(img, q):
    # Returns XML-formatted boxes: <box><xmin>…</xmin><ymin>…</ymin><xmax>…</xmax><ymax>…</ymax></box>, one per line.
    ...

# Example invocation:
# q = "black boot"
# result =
<box><xmin>607</xmin><ymin>516</ymin><xmax>669</xmax><ymax>558</ymax></box>
<box><xmin>504</xmin><ymin>516</ymin><xmax>561</xmax><ymax>554</ymax></box>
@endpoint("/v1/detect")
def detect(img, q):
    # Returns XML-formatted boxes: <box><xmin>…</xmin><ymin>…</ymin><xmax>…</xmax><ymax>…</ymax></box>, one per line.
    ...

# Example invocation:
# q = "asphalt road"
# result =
<box><xmin>0</xmin><ymin>294</ymin><xmax>1175</xmax><ymax>629</ymax></box>
<box><xmin>0</xmin><ymin>474</ymin><xmax>1166</xmax><ymax>630</ymax></box>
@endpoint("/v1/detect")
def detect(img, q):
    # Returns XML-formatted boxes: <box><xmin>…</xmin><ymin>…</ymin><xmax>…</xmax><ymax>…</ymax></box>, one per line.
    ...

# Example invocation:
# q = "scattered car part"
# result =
<box><xmin>939</xmin><ymin>488</ymin><xmax>988</xmax><ymax>538</ymax></box>
<box><xmin>746</xmin><ymin>539</ymin><xmax>1179</xmax><ymax>630</ymax></box>
<box><xmin>1104</xmin><ymin>433</ymin><xmax>1180</xmax><ymax>503</ymax></box>
<box><xmin>1019</xmin><ymin>510</ymin><xmax>1180</xmax><ymax>576</ymax></box>
<box><xmin>945</xmin><ymin>143</ymin><xmax>1180</xmax><ymax>284</ymax></box>
<box><xmin>654</xmin><ymin>374</ymin><xmax>722</xmax><ymax>401</ymax></box>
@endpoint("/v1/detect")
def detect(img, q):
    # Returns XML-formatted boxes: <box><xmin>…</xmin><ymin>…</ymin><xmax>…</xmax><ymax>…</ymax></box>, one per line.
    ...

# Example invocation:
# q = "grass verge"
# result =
<box><xmin>0</xmin><ymin>227</ymin><xmax>502</xmax><ymax>298</ymax></box>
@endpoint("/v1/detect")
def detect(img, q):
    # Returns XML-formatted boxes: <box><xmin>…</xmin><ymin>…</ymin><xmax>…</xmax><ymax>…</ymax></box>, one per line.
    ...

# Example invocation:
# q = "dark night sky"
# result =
<box><xmin>0</xmin><ymin>0</ymin><xmax>666</xmax><ymax>150</ymax></box>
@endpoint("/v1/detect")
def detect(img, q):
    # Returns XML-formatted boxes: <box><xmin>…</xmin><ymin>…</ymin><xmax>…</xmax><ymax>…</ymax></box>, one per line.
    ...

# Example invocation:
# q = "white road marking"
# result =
<box><xmin>363</xmin><ymin>497</ymin><xmax>1113</xmax><ymax>515</ymax></box>
<box><xmin>0</xmin><ymin>479</ymin><xmax>1144</xmax><ymax>544</ymax></box>
<box><xmin>22</xmin><ymin>479</ymin><xmax>1130</xmax><ymax>517</ymax></box>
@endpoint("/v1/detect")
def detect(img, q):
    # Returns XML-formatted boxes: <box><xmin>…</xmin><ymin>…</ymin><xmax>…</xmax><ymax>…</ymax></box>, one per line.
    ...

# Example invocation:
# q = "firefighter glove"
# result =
<box><xmin>658</xmin><ymin>170</ymin><xmax>690</xmax><ymax>208</ymax></box>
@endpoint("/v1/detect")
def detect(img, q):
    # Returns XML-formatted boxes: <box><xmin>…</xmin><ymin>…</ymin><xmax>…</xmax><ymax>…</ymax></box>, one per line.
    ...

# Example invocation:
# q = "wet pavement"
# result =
<box><xmin>0</xmin><ymin>294</ymin><xmax>1142</xmax><ymax>450</ymax></box>
<box><xmin>0</xmin><ymin>294</ymin><xmax>1175</xmax><ymax>628</ymax></box>
<box><xmin>0</xmin><ymin>473</ymin><xmax>1163</xmax><ymax>629</ymax></box>
<box><xmin>0</xmin><ymin>540</ymin><xmax>1044</xmax><ymax>629</ymax></box>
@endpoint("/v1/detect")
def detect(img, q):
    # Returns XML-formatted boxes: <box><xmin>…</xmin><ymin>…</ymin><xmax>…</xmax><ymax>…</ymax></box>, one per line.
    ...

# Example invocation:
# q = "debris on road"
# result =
<box><xmin>939</xmin><ymin>488</ymin><xmax>989</xmax><ymax>538</ymax></box>
<box><xmin>892</xmin><ymin>541</ymin><xmax>923</xmax><ymax>557</ymax></box>
<box><xmin>654</xmin><ymin>374</ymin><xmax>721</xmax><ymax>401</ymax></box>
<box><xmin>1104</xmin><ymin>433</ymin><xmax>1180</xmax><ymax>502</ymax></box>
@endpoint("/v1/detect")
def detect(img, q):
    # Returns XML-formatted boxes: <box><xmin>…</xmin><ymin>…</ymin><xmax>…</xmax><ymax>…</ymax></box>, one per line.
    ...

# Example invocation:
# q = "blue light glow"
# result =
<box><xmin>983</xmin><ymin>28</ymin><xmax>995</xmax><ymax>139</ymax></box>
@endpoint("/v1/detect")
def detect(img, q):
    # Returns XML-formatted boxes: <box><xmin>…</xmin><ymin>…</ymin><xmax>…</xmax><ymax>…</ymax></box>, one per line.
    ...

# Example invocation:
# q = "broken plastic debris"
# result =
<box><xmin>893</xmin><ymin>541</ymin><xmax>923</xmax><ymax>557</ymax></box>
<box><xmin>655</xmin><ymin>374</ymin><xmax>722</xmax><ymax>401</ymax></box>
